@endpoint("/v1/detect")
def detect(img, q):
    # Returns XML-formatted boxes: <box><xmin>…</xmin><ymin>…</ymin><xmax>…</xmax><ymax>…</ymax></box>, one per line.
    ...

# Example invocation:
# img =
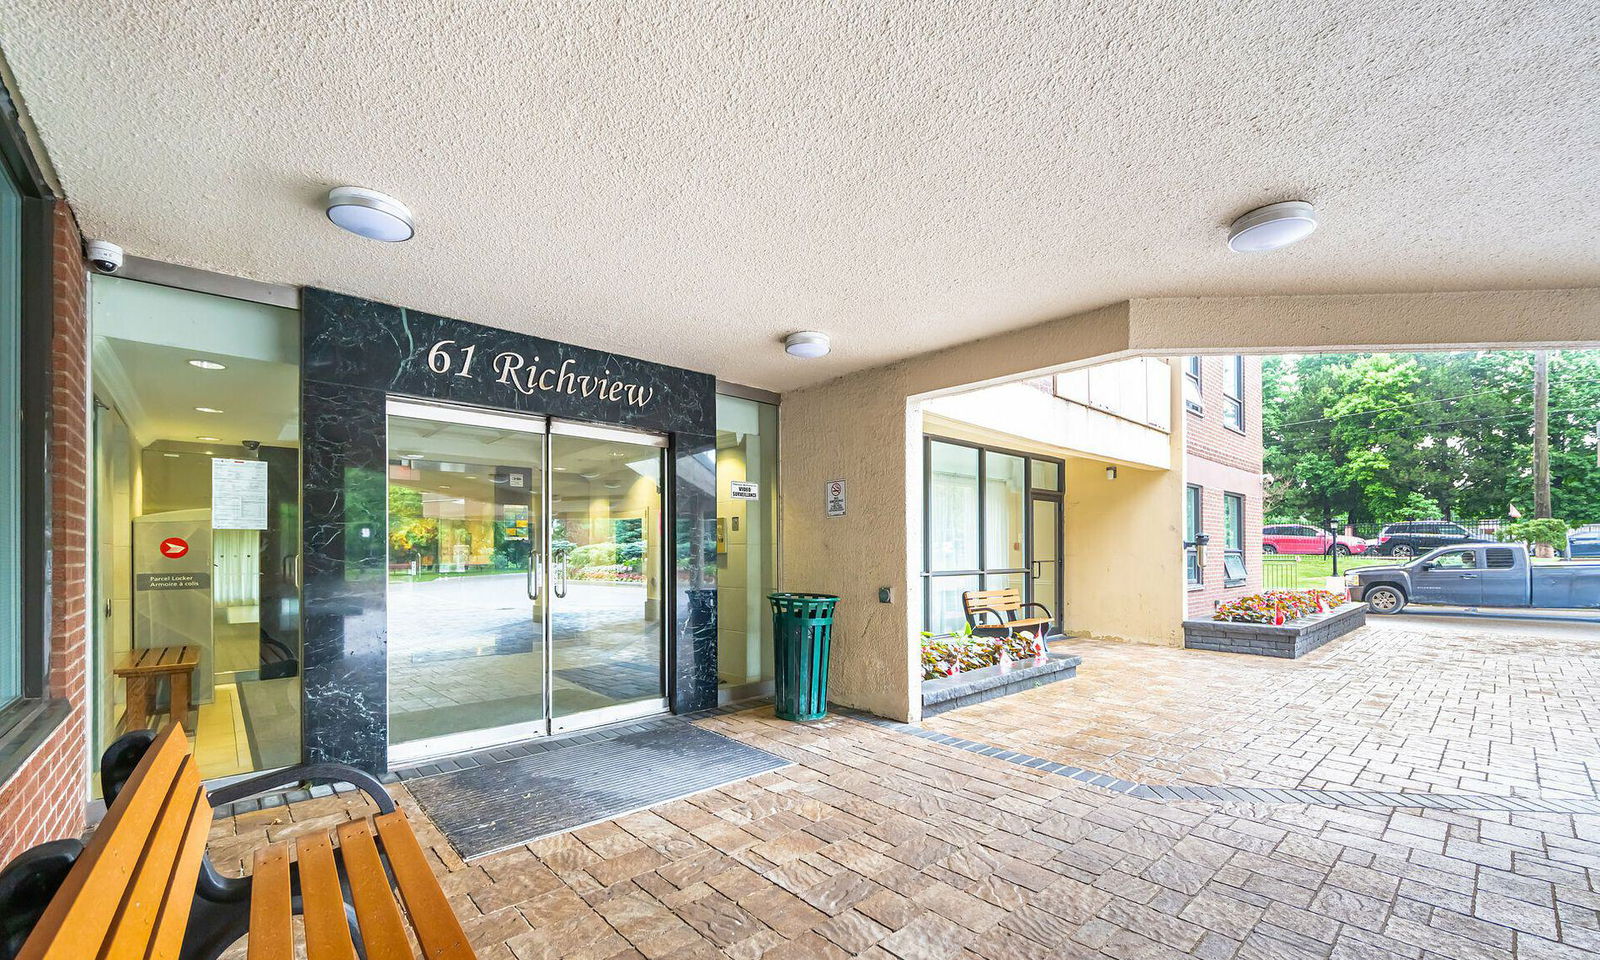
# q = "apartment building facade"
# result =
<box><xmin>1182</xmin><ymin>355</ymin><xmax>1266</xmax><ymax>616</ymax></box>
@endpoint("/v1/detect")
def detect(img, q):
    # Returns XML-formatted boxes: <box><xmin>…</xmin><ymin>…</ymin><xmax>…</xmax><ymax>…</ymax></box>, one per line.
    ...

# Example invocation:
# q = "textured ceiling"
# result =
<box><xmin>2</xmin><ymin>2</ymin><xmax>1595</xmax><ymax>391</ymax></box>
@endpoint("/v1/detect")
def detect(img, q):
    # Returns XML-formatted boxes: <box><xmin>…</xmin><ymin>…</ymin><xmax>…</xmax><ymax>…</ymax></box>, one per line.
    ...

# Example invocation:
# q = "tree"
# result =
<box><xmin>1262</xmin><ymin>350</ymin><xmax>1600</xmax><ymax>528</ymax></box>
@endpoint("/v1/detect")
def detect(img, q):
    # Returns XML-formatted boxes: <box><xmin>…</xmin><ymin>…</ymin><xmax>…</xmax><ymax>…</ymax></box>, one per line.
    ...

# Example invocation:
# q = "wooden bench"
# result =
<box><xmin>961</xmin><ymin>587</ymin><xmax>1056</xmax><ymax>639</ymax></box>
<box><xmin>0</xmin><ymin>723</ymin><xmax>478</xmax><ymax>960</ymax></box>
<box><xmin>113</xmin><ymin>645</ymin><xmax>199</xmax><ymax>730</ymax></box>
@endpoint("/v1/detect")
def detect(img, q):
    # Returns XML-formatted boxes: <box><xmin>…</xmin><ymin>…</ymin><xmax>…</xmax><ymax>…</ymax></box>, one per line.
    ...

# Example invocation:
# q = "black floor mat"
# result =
<box><xmin>404</xmin><ymin>723</ymin><xmax>789</xmax><ymax>859</ymax></box>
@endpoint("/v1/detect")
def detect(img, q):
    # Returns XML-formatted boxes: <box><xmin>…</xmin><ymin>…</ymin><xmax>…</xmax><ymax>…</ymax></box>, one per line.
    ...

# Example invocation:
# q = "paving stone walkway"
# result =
<box><xmin>927</xmin><ymin>623</ymin><xmax>1600</xmax><ymax>800</ymax></box>
<box><xmin>209</xmin><ymin>622</ymin><xmax>1600</xmax><ymax>958</ymax></box>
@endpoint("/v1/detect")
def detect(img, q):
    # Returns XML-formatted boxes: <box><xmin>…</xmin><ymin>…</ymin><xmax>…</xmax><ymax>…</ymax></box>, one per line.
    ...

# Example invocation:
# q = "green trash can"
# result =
<box><xmin>768</xmin><ymin>593</ymin><xmax>839</xmax><ymax>722</ymax></box>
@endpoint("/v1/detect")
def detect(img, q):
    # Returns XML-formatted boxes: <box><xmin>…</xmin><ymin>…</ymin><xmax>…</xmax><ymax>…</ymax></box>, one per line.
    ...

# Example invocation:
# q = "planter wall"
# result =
<box><xmin>921</xmin><ymin>652</ymin><xmax>1082</xmax><ymax>717</ymax></box>
<box><xmin>1183</xmin><ymin>602</ymin><xmax>1367</xmax><ymax>659</ymax></box>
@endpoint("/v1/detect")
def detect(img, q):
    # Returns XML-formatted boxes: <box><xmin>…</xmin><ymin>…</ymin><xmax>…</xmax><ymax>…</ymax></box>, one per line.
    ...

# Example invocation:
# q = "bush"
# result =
<box><xmin>1497</xmin><ymin>518</ymin><xmax>1569</xmax><ymax>552</ymax></box>
<box><xmin>1213</xmin><ymin>589</ymin><xmax>1344</xmax><ymax>624</ymax></box>
<box><xmin>921</xmin><ymin>629</ymin><xmax>1048</xmax><ymax>680</ymax></box>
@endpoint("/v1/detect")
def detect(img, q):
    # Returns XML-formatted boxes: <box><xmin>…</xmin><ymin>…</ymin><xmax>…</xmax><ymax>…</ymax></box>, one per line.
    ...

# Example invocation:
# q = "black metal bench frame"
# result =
<box><xmin>0</xmin><ymin>730</ymin><xmax>395</xmax><ymax>960</ymax></box>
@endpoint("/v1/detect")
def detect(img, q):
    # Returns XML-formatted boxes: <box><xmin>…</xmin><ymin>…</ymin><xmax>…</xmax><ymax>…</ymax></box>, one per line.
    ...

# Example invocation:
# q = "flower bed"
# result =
<box><xmin>1213</xmin><ymin>589</ymin><xmax>1345</xmax><ymax>624</ymax></box>
<box><xmin>921</xmin><ymin>631</ymin><xmax>1048</xmax><ymax>680</ymax></box>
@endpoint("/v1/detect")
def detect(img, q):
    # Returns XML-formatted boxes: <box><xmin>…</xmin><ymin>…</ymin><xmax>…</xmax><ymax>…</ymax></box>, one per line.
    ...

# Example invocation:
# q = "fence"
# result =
<box><xmin>1262</xmin><ymin>557</ymin><xmax>1302</xmax><ymax>590</ymax></box>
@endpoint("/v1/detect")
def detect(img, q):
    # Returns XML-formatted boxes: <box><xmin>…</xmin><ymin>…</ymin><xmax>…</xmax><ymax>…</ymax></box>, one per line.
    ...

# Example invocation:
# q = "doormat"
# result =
<box><xmin>403</xmin><ymin>723</ymin><xmax>789</xmax><ymax>859</ymax></box>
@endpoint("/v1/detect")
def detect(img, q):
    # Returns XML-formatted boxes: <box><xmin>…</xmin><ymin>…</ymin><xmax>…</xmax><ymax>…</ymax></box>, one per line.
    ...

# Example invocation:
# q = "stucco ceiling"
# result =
<box><xmin>1</xmin><ymin>2</ymin><xmax>1594</xmax><ymax>391</ymax></box>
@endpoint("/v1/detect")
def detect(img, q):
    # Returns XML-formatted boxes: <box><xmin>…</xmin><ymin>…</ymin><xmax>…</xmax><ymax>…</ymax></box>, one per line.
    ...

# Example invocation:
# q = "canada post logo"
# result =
<box><xmin>423</xmin><ymin>340</ymin><xmax>656</xmax><ymax>409</ymax></box>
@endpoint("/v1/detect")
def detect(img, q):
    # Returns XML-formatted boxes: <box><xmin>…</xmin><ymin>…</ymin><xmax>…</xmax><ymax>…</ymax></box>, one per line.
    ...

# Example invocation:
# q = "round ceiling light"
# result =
<box><xmin>187</xmin><ymin>359</ymin><xmax>226</xmax><ymax>370</ymax></box>
<box><xmin>784</xmin><ymin>331</ymin><xmax>831</xmax><ymax>359</ymax></box>
<box><xmin>1227</xmin><ymin>201</ymin><xmax>1318</xmax><ymax>253</ymax></box>
<box><xmin>325</xmin><ymin>186</ymin><xmax>415</xmax><ymax>242</ymax></box>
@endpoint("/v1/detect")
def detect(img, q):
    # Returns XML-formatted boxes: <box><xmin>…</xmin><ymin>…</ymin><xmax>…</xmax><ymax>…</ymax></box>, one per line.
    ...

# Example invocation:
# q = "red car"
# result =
<box><xmin>1261</xmin><ymin>524</ymin><xmax>1370</xmax><ymax>556</ymax></box>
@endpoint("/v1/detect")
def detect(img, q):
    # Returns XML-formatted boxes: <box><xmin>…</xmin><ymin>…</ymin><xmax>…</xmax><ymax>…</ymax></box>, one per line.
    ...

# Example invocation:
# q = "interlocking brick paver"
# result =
<box><xmin>211</xmin><ymin>622</ymin><xmax>1600</xmax><ymax>958</ymax></box>
<box><xmin>927</xmin><ymin>625</ymin><xmax>1600</xmax><ymax>800</ymax></box>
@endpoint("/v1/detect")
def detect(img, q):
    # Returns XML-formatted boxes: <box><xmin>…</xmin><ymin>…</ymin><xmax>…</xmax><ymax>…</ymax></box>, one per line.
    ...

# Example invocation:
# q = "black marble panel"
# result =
<box><xmin>300</xmin><ymin>288</ymin><xmax>718</xmax><ymax>772</ymax></box>
<box><xmin>302</xmin><ymin>288</ymin><xmax>712</xmax><ymax>436</ymax></box>
<box><xmin>300</xmin><ymin>379</ymin><xmax>389</xmax><ymax>771</ymax></box>
<box><xmin>673</xmin><ymin>432</ymin><xmax>719</xmax><ymax>714</ymax></box>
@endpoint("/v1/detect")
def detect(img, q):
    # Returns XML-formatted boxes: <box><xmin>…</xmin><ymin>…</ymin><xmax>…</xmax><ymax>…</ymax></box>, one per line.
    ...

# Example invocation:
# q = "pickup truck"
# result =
<box><xmin>1347</xmin><ymin>543</ymin><xmax>1600</xmax><ymax>614</ymax></box>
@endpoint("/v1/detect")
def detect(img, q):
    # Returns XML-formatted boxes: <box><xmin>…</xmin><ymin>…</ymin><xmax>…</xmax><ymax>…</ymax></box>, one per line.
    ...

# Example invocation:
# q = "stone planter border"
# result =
<box><xmin>1183</xmin><ymin>602</ymin><xmax>1368</xmax><ymax>659</ymax></box>
<box><xmin>920</xmin><ymin>651</ymin><xmax>1082</xmax><ymax>716</ymax></box>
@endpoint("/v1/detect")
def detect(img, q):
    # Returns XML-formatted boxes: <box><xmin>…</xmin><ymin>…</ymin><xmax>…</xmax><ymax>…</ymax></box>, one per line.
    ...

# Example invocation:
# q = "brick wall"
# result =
<box><xmin>0</xmin><ymin>201</ymin><xmax>90</xmax><ymax>865</ymax></box>
<box><xmin>1184</xmin><ymin>356</ymin><xmax>1265</xmax><ymax>618</ymax></box>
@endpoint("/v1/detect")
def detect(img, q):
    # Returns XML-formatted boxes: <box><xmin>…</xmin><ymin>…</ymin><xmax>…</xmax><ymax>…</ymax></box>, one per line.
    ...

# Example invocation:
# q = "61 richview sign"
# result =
<box><xmin>424</xmin><ymin>339</ymin><xmax>657</xmax><ymax>409</ymax></box>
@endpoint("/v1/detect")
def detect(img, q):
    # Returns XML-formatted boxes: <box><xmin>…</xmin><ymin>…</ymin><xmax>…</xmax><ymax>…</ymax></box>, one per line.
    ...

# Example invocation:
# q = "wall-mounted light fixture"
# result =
<box><xmin>1193</xmin><ymin>532</ymin><xmax>1211</xmax><ymax>568</ymax></box>
<box><xmin>1105</xmin><ymin>466</ymin><xmax>1118</xmax><ymax>480</ymax></box>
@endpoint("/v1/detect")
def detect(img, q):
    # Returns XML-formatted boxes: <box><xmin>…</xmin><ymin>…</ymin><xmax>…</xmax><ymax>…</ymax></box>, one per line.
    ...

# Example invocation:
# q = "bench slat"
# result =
<box><xmin>248</xmin><ymin>844</ymin><xmax>294</xmax><ymax>960</ymax></box>
<box><xmin>98</xmin><ymin>754</ymin><xmax>206</xmax><ymax>959</ymax></box>
<box><xmin>297</xmin><ymin>831</ymin><xmax>357</xmax><ymax>960</ymax></box>
<box><xmin>15</xmin><ymin>725</ymin><xmax>192</xmax><ymax>960</ymax></box>
<box><xmin>146</xmin><ymin>774</ymin><xmax>214</xmax><ymax>960</ymax></box>
<box><xmin>375</xmin><ymin>812</ymin><xmax>474</xmax><ymax>960</ymax></box>
<box><xmin>336</xmin><ymin>820</ymin><xmax>413</xmax><ymax>960</ymax></box>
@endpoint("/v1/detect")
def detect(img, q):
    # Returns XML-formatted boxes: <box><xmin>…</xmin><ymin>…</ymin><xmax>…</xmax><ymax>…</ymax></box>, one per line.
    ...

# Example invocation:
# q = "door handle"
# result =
<box><xmin>554</xmin><ymin>557</ymin><xmax>568</xmax><ymax>599</ymax></box>
<box><xmin>527</xmin><ymin>551</ymin><xmax>541</xmax><ymax>600</ymax></box>
<box><xmin>1460</xmin><ymin>574</ymin><xmax>1478</xmax><ymax>579</ymax></box>
<box><xmin>1032</xmin><ymin>560</ymin><xmax>1041</xmax><ymax>579</ymax></box>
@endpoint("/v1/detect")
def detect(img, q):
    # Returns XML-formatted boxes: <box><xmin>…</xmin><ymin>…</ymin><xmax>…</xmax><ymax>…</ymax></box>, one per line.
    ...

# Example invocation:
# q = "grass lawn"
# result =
<box><xmin>1261</xmin><ymin>554</ymin><xmax>1396</xmax><ymax>590</ymax></box>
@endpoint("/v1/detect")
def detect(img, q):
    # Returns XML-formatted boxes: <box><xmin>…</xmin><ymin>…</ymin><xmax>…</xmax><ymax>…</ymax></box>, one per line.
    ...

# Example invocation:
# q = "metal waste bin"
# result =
<box><xmin>768</xmin><ymin>593</ymin><xmax>839</xmax><ymax>721</ymax></box>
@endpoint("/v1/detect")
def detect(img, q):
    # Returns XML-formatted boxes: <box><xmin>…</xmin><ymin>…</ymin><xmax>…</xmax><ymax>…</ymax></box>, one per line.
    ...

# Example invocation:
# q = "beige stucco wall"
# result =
<box><xmin>779</xmin><ymin>288</ymin><xmax>1600</xmax><ymax>722</ymax></box>
<box><xmin>1062</xmin><ymin>456</ymin><xmax>1185</xmax><ymax>645</ymax></box>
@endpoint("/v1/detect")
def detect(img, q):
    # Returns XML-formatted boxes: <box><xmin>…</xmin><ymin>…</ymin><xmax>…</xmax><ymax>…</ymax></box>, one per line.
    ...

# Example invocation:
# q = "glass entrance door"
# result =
<box><xmin>548</xmin><ymin>424</ymin><xmax>667</xmax><ymax>732</ymax></box>
<box><xmin>387</xmin><ymin>402</ymin><xmax>548</xmax><ymax>760</ymax></box>
<box><xmin>1030</xmin><ymin>496</ymin><xmax>1062</xmax><ymax>632</ymax></box>
<box><xmin>385</xmin><ymin>401</ymin><xmax>668</xmax><ymax>761</ymax></box>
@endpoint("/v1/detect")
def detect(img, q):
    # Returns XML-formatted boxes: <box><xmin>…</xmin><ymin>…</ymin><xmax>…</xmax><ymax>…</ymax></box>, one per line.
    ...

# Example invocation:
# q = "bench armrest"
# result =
<box><xmin>206</xmin><ymin>763</ymin><xmax>397</xmax><ymax>815</ymax></box>
<box><xmin>966</xmin><ymin>605</ymin><xmax>1008</xmax><ymax>627</ymax></box>
<box><xmin>1020</xmin><ymin>602</ymin><xmax>1053</xmax><ymax>621</ymax></box>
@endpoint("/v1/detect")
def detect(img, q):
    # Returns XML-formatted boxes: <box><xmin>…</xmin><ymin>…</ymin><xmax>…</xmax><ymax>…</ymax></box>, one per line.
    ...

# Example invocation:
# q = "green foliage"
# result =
<box><xmin>1263</xmin><ymin>350</ymin><xmax>1600</xmax><ymax>526</ymax></box>
<box><xmin>386</xmin><ymin>484</ymin><xmax>437</xmax><ymax>561</ymax></box>
<box><xmin>1497</xmin><ymin>518</ymin><xmax>1570</xmax><ymax>550</ymax></box>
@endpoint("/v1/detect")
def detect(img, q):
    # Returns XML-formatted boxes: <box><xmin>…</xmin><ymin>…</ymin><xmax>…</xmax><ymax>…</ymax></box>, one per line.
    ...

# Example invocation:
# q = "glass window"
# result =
<box><xmin>1432</xmin><ymin>550</ymin><xmax>1477</xmax><ymax>569</ymax></box>
<box><xmin>928</xmin><ymin>442</ymin><xmax>980</xmax><ymax>571</ymax></box>
<box><xmin>927</xmin><ymin>575</ymin><xmax>980</xmax><ymax>636</ymax></box>
<box><xmin>91</xmin><ymin>276</ymin><xmax>302</xmax><ymax>782</ymax></box>
<box><xmin>1030</xmin><ymin>459</ymin><xmax>1060</xmax><ymax>491</ymax></box>
<box><xmin>924</xmin><ymin>440</ymin><xmax>1059</xmax><ymax>633</ymax></box>
<box><xmin>0</xmin><ymin>158</ymin><xmax>19</xmax><ymax>708</ymax></box>
<box><xmin>1185</xmin><ymin>484</ymin><xmax>1202</xmax><ymax>585</ymax></box>
<box><xmin>1183</xmin><ymin>356</ymin><xmax>1202</xmax><ymax>413</ymax></box>
<box><xmin>1222</xmin><ymin>356</ymin><xmax>1244</xmax><ymax>432</ymax></box>
<box><xmin>1223</xmin><ymin>492</ymin><xmax>1245</xmax><ymax>586</ymax></box>
<box><xmin>715</xmin><ymin>395</ymin><xmax>779</xmax><ymax>690</ymax></box>
<box><xmin>983</xmin><ymin>452</ymin><xmax>1026</xmax><ymax>570</ymax></box>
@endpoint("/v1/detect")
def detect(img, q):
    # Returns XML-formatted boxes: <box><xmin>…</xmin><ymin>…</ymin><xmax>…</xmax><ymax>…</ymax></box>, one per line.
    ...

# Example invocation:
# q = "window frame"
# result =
<box><xmin>0</xmin><ymin>84</ymin><xmax>62</xmax><ymax>747</ymax></box>
<box><xmin>1221</xmin><ymin>355</ymin><xmax>1245</xmax><ymax>434</ymax></box>
<box><xmin>1184</xmin><ymin>484</ymin><xmax>1203</xmax><ymax>586</ymax></box>
<box><xmin>1222</xmin><ymin>492</ymin><xmax>1246</xmax><ymax>587</ymax></box>
<box><xmin>1182</xmin><ymin>356</ymin><xmax>1203</xmax><ymax>414</ymax></box>
<box><xmin>921</xmin><ymin>435</ymin><xmax>1064</xmax><ymax>634</ymax></box>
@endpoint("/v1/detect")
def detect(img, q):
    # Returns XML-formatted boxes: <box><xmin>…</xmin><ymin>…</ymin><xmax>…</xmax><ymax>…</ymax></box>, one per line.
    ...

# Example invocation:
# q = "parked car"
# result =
<box><xmin>1569</xmin><ymin>525</ymin><xmax>1600</xmax><ymax>559</ymax></box>
<box><xmin>1261</xmin><ymin>524</ymin><xmax>1369</xmax><ymax>556</ymax></box>
<box><xmin>1373</xmin><ymin>520</ymin><xmax>1491</xmax><ymax>559</ymax></box>
<box><xmin>1347</xmin><ymin>543</ymin><xmax>1600</xmax><ymax>614</ymax></box>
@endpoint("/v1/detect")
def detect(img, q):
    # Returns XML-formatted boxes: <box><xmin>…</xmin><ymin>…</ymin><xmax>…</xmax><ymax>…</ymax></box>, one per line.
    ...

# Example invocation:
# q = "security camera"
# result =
<box><xmin>85</xmin><ymin>240</ymin><xmax>124</xmax><ymax>274</ymax></box>
<box><xmin>241</xmin><ymin>440</ymin><xmax>262</xmax><ymax>452</ymax></box>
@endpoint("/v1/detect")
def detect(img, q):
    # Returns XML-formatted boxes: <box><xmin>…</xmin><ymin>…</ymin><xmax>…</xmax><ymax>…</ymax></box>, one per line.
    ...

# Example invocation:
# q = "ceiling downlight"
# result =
<box><xmin>325</xmin><ymin>186</ymin><xmax>415</xmax><ymax>242</ymax></box>
<box><xmin>1227</xmin><ymin>201</ymin><xmax>1319</xmax><ymax>253</ymax></box>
